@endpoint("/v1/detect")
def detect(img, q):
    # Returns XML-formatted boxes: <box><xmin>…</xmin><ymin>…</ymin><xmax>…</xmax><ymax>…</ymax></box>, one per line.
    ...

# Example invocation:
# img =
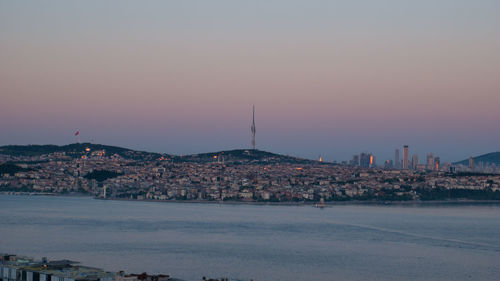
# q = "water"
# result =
<box><xmin>1</xmin><ymin>195</ymin><xmax>499</xmax><ymax>281</ymax></box>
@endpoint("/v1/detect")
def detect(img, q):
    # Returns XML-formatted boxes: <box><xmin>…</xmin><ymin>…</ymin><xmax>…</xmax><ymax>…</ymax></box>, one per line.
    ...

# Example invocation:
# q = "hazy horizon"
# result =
<box><xmin>1</xmin><ymin>0</ymin><xmax>499</xmax><ymax>162</ymax></box>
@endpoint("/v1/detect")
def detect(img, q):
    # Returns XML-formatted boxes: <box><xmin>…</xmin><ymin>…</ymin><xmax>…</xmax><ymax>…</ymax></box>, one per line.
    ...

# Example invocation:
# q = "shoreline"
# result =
<box><xmin>99</xmin><ymin>197</ymin><xmax>500</xmax><ymax>207</ymax></box>
<box><xmin>2</xmin><ymin>191</ymin><xmax>500</xmax><ymax>206</ymax></box>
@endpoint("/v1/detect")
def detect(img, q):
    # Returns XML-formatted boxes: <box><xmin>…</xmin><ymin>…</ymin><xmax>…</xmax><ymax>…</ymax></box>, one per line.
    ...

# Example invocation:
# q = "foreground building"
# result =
<box><xmin>0</xmin><ymin>255</ymin><xmax>170</xmax><ymax>281</ymax></box>
<box><xmin>1</xmin><ymin>256</ymin><xmax>114</xmax><ymax>281</ymax></box>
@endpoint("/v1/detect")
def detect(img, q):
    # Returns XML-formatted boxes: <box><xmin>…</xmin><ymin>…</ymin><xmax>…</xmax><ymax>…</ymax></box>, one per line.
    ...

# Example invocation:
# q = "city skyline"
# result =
<box><xmin>1</xmin><ymin>0</ymin><xmax>499</xmax><ymax>162</ymax></box>
<box><xmin>2</xmin><ymin>2</ymin><xmax>500</xmax><ymax>281</ymax></box>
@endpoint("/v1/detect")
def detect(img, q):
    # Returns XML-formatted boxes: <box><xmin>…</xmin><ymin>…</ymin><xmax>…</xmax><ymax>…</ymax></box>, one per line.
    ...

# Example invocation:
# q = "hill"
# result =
<box><xmin>0</xmin><ymin>144</ymin><xmax>320</xmax><ymax>164</ymax></box>
<box><xmin>176</xmin><ymin>149</ymin><xmax>319</xmax><ymax>164</ymax></box>
<box><xmin>454</xmin><ymin>152</ymin><xmax>500</xmax><ymax>166</ymax></box>
<box><xmin>0</xmin><ymin>143</ymin><xmax>163</xmax><ymax>161</ymax></box>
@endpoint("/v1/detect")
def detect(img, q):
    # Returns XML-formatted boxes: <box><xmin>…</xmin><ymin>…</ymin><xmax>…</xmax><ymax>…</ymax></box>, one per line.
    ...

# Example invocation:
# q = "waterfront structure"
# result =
<box><xmin>403</xmin><ymin>145</ymin><xmax>409</xmax><ymax>169</ymax></box>
<box><xmin>251</xmin><ymin>105</ymin><xmax>256</xmax><ymax>150</ymax></box>
<box><xmin>114</xmin><ymin>272</ymin><xmax>171</xmax><ymax>281</ymax></box>
<box><xmin>395</xmin><ymin>149</ymin><xmax>400</xmax><ymax>169</ymax></box>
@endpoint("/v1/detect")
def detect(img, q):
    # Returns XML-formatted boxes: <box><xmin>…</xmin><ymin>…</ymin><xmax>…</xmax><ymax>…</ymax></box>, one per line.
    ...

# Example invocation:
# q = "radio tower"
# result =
<box><xmin>251</xmin><ymin>105</ymin><xmax>256</xmax><ymax>150</ymax></box>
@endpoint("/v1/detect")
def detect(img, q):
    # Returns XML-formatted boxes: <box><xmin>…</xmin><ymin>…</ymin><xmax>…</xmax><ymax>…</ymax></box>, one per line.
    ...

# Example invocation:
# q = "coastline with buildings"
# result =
<box><xmin>2</xmin><ymin>2</ymin><xmax>499</xmax><ymax>281</ymax></box>
<box><xmin>3</xmin><ymin>192</ymin><xmax>500</xmax><ymax>207</ymax></box>
<box><xmin>1</xmin><ymin>144</ymin><xmax>499</xmax><ymax>204</ymax></box>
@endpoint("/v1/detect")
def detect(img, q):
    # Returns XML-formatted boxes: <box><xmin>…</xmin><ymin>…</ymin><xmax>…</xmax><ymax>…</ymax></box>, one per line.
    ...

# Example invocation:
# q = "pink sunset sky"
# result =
<box><xmin>1</xmin><ymin>0</ymin><xmax>499</xmax><ymax>162</ymax></box>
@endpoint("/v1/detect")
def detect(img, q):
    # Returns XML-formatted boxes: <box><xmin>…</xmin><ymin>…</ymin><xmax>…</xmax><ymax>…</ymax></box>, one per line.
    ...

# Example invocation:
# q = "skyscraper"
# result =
<box><xmin>395</xmin><ymin>149</ymin><xmax>400</xmax><ymax>169</ymax></box>
<box><xmin>251</xmin><ymin>105</ymin><xmax>256</xmax><ymax>150</ymax></box>
<box><xmin>360</xmin><ymin>153</ymin><xmax>370</xmax><ymax>168</ymax></box>
<box><xmin>434</xmin><ymin>157</ymin><xmax>440</xmax><ymax>171</ymax></box>
<box><xmin>403</xmin><ymin>145</ymin><xmax>409</xmax><ymax>169</ymax></box>
<box><xmin>412</xmin><ymin>154</ymin><xmax>419</xmax><ymax>170</ymax></box>
<box><xmin>426</xmin><ymin>153</ymin><xmax>434</xmax><ymax>170</ymax></box>
<box><xmin>469</xmin><ymin>156</ymin><xmax>474</xmax><ymax>170</ymax></box>
<box><xmin>369</xmin><ymin>154</ymin><xmax>376</xmax><ymax>168</ymax></box>
<box><xmin>351</xmin><ymin>155</ymin><xmax>360</xmax><ymax>166</ymax></box>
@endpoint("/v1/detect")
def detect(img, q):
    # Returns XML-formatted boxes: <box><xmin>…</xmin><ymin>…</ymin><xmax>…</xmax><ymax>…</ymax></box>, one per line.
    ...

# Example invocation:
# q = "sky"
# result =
<box><xmin>1</xmin><ymin>0</ymin><xmax>499</xmax><ymax>163</ymax></box>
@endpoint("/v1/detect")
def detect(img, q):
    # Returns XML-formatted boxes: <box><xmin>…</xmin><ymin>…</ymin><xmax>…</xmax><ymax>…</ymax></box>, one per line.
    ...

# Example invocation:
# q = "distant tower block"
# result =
<box><xmin>251</xmin><ymin>105</ymin><xmax>256</xmax><ymax>150</ymax></box>
<box><xmin>403</xmin><ymin>145</ymin><xmax>409</xmax><ymax>169</ymax></box>
<box><xmin>427</xmin><ymin>153</ymin><xmax>434</xmax><ymax>170</ymax></box>
<box><xmin>412</xmin><ymin>154</ymin><xmax>419</xmax><ymax>170</ymax></box>
<box><xmin>434</xmin><ymin>157</ymin><xmax>440</xmax><ymax>171</ymax></box>
<box><xmin>395</xmin><ymin>149</ymin><xmax>400</xmax><ymax>169</ymax></box>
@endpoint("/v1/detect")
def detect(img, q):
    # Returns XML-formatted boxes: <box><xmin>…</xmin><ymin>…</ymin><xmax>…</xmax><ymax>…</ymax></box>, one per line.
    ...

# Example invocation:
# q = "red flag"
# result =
<box><xmin>74</xmin><ymin>130</ymin><xmax>80</xmax><ymax>136</ymax></box>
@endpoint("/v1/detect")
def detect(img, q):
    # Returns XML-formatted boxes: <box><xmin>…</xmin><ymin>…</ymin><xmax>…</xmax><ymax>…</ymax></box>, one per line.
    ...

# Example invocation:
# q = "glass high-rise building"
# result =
<box><xmin>426</xmin><ymin>153</ymin><xmax>434</xmax><ymax>170</ymax></box>
<box><xmin>403</xmin><ymin>145</ymin><xmax>409</xmax><ymax>169</ymax></box>
<box><xmin>412</xmin><ymin>154</ymin><xmax>419</xmax><ymax>170</ymax></box>
<box><xmin>469</xmin><ymin>157</ymin><xmax>474</xmax><ymax>170</ymax></box>
<box><xmin>360</xmin><ymin>153</ymin><xmax>370</xmax><ymax>168</ymax></box>
<box><xmin>395</xmin><ymin>149</ymin><xmax>400</xmax><ymax>169</ymax></box>
<box><xmin>434</xmin><ymin>157</ymin><xmax>440</xmax><ymax>171</ymax></box>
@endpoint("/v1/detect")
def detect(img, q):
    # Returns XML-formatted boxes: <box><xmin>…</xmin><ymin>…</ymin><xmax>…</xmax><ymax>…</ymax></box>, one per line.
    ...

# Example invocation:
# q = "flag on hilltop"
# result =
<box><xmin>74</xmin><ymin>130</ymin><xmax>80</xmax><ymax>136</ymax></box>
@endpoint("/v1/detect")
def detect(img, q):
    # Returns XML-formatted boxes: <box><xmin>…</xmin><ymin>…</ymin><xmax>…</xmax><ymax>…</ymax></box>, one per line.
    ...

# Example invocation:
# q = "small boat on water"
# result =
<box><xmin>314</xmin><ymin>198</ymin><xmax>325</xmax><ymax>208</ymax></box>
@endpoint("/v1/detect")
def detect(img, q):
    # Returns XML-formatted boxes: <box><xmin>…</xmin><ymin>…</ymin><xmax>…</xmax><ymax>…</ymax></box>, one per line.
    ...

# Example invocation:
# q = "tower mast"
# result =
<box><xmin>251</xmin><ymin>105</ymin><xmax>256</xmax><ymax>150</ymax></box>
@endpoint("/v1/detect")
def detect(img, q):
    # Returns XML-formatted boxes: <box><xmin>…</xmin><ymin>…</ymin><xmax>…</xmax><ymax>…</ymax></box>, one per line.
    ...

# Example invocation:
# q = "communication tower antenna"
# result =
<box><xmin>251</xmin><ymin>105</ymin><xmax>256</xmax><ymax>150</ymax></box>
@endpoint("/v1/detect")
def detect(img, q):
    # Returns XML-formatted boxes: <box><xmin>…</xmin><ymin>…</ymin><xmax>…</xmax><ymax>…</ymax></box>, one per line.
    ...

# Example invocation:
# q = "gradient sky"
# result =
<box><xmin>1</xmin><ymin>0</ymin><xmax>499</xmax><ymax>162</ymax></box>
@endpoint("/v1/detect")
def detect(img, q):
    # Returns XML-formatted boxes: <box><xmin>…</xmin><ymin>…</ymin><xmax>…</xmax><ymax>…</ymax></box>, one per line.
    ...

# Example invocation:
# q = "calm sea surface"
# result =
<box><xmin>1</xmin><ymin>195</ymin><xmax>499</xmax><ymax>281</ymax></box>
